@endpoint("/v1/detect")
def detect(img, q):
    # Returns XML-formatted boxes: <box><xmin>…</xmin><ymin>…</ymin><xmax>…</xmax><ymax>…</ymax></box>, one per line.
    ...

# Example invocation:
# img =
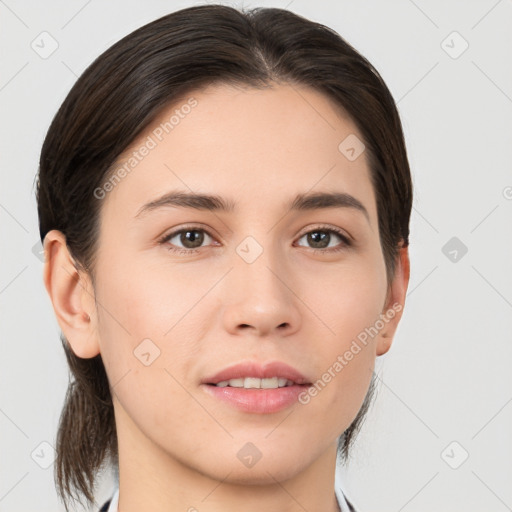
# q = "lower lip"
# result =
<box><xmin>201</xmin><ymin>384</ymin><xmax>311</xmax><ymax>414</ymax></box>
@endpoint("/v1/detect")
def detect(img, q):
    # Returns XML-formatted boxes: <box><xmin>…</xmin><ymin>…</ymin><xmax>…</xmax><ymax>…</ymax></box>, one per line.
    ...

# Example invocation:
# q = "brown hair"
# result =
<box><xmin>36</xmin><ymin>4</ymin><xmax>412</xmax><ymax>509</ymax></box>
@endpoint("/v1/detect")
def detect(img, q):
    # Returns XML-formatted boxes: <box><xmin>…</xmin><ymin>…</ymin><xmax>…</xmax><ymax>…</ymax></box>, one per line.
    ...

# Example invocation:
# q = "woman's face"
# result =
<box><xmin>88</xmin><ymin>82</ymin><xmax>407</xmax><ymax>483</ymax></box>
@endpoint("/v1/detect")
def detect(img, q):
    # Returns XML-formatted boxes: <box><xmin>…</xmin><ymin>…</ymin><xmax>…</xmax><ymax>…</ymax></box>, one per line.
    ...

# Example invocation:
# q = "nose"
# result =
<box><xmin>221</xmin><ymin>241</ymin><xmax>302</xmax><ymax>338</ymax></box>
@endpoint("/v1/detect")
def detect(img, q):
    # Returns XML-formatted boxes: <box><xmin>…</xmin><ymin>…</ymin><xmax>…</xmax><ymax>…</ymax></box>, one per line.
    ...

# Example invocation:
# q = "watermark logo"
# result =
<box><xmin>31</xmin><ymin>441</ymin><xmax>56</xmax><ymax>469</ymax></box>
<box><xmin>32</xmin><ymin>240</ymin><xmax>45</xmax><ymax>262</ymax></box>
<box><xmin>133</xmin><ymin>338</ymin><xmax>161</xmax><ymax>366</ymax></box>
<box><xmin>338</xmin><ymin>134</ymin><xmax>365</xmax><ymax>161</ymax></box>
<box><xmin>441</xmin><ymin>236</ymin><xmax>468</xmax><ymax>263</ymax></box>
<box><xmin>440</xmin><ymin>441</ymin><xmax>469</xmax><ymax>469</ymax></box>
<box><xmin>441</xmin><ymin>31</ymin><xmax>469</xmax><ymax>60</ymax></box>
<box><xmin>237</xmin><ymin>442</ymin><xmax>262</xmax><ymax>468</ymax></box>
<box><xmin>31</xmin><ymin>31</ymin><xmax>59</xmax><ymax>59</ymax></box>
<box><xmin>236</xmin><ymin>236</ymin><xmax>264</xmax><ymax>264</ymax></box>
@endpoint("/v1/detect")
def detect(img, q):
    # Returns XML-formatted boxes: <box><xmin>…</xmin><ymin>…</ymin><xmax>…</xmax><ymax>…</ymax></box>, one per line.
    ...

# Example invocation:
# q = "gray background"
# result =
<box><xmin>1</xmin><ymin>0</ymin><xmax>511</xmax><ymax>511</ymax></box>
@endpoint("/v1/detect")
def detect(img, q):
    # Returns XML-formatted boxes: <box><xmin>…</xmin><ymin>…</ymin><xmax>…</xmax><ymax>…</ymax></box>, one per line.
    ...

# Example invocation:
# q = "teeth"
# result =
<box><xmin>277</xmin><ymin>377</ymin><xmax>288</xmax><ymax>387</ymax></box>
<box><xmin>214</xmin><ymin>377</ymin><xmax>295</xmax><ymax>388</ymax></box>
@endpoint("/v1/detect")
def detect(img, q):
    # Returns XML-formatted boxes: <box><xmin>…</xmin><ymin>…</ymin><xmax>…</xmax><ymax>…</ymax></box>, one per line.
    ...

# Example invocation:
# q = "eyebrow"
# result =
<box><xmin>135</xmin><ymin>190</ymin><xmax>370</xmax><ymax>222</ymax></box>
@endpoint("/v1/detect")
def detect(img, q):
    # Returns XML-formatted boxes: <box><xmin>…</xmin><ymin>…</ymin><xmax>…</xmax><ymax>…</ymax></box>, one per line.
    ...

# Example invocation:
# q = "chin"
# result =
<box><xmin>196</xmin><ymin>441</ymin><xmax>314</xmax><ymax>485</ymax></box>
<box><xmin>209</xmin><ymin>459</ymin><xmax>305</xmax><ymax>486</ymax></box>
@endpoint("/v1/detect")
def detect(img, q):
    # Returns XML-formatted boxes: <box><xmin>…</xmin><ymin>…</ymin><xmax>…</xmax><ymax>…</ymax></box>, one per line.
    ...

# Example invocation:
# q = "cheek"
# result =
<box><xmin>96</xmin><ymin>253</ymin><xmax>203</xmax><ymax>337</ymax></box>
<box><xmin>300</xmin><ymin>251</ymin><xmax>385</xmax><ymax>422</ymax></box>
<box><xmin>311</xmin><ymin>252</ymin><xmax>388</xmax><ymax>342</ymax></box>
<box><xmin>93</xmin><ymin>255</ymin><xmax>214</xmax><ymax>380</ymax></box>
<box><xmin>93</xmin><ymin>258</ymin><xmax>207</xmax><ymax>431</ymax></box>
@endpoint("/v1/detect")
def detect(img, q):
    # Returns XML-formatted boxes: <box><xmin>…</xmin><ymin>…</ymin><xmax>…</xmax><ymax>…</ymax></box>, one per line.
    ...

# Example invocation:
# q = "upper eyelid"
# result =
<box><xmin>161</xmin><ymin>224</ymin><xmax>217</xmax><ymax>241</ymax></box>
<box><xmin>296</xmin><ymin>224</ymin><xmax>351</xmax><ymax>240</ymax></box>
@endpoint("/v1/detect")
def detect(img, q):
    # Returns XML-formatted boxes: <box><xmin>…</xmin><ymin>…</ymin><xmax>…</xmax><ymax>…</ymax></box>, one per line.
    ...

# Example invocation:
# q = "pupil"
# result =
<box><xmin>182</xmin><ymin>230</ymin><xmax>203</xmax><ymax>248</ymax></box>
<box><xmin>309</xmin><ymin>231</ymin><xmax>329</xmax><ymax>248</ymax></box>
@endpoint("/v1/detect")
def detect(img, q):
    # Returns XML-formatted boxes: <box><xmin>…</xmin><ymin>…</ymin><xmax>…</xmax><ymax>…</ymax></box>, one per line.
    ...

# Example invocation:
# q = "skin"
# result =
<box><xmin>44</xmin><ymin>82</ymin><xmax>410</xmax><ymax>512</ymax></box>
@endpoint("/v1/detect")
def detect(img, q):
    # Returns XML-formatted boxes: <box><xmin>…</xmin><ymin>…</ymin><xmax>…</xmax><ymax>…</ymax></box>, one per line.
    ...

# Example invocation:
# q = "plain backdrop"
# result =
<box><xmin>1</xmin><ymin>1</ymin><xmax>511</xmax><ymax>511</ymax></box>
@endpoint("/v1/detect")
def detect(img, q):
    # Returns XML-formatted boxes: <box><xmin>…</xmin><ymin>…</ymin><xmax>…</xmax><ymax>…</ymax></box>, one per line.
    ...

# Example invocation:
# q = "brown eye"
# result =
<box><xmin>296</xmin><ymin>227</ymin><xmax>351</xmax><ymax>252</ymax></box>
<box><xmin>159</xmin><ymin>227</ymin><xmax>215</xmax><ymax>253</ymax></box>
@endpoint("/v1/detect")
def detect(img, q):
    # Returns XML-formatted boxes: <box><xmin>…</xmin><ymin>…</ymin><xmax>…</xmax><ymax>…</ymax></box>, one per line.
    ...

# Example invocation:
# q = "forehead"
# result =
<box><xmin>100</xmin><ymin>82</ymin><xmax>377</xmax><ymax>224</ymax></box>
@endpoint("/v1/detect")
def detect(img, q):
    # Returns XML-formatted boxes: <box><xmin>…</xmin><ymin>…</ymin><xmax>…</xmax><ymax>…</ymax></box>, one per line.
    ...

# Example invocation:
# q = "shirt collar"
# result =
<box><xmin>106</xmin><ymin>484</ymin><xmax>354</xmax><ymax>511</ymax></box>
<box><xmin>106</xmin><ymin>487</ymin><xmax>118</xmax><ymax>512</ymax></box>
<box><xmin>335</xmin><ymin>483</ymin><xmax>354</xmax><ymax>512</ymax></box>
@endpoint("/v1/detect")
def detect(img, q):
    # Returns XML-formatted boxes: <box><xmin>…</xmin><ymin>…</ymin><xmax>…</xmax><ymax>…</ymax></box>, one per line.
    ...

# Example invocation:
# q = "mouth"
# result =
<box><xmin>206</xmin><ymin>377</ymin><xmax>309</xmax><ymax>389</ymax></box>
<box><xmin>200</xmin><ymin>361</ymin><xmax>312</xmax><ymax>414</ymax></box>
<box><xmin>201</xmin><ymin>360</ymin><xmax>311</xmax><ymax>387</ymax></box>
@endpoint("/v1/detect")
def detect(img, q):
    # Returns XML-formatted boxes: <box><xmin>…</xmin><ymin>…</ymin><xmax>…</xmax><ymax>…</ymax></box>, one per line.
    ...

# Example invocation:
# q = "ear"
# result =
<box><xmin>43</xmin><ymin>230</ymin><xmax>100</xmax><ymax>358</ymax></box>
<box><xmin>376</xmin><ymin>244</ymin><xmax>410</xmax><ymax>356</ymax></box>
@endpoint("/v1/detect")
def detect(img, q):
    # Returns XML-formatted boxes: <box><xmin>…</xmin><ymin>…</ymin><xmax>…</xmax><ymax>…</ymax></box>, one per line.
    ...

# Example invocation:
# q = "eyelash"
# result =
<box><xmin>157</xmin><ymin>224</ymin><xmax>352</xmax><ymax>255</ymax></box>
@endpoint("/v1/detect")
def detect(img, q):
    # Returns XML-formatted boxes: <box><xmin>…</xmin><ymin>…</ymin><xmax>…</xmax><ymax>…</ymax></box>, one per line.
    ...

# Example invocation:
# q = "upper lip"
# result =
<box><xmin>201</xmin><ymin>361</ymin><xmax>311</xmax><ymax>385</ymax></box>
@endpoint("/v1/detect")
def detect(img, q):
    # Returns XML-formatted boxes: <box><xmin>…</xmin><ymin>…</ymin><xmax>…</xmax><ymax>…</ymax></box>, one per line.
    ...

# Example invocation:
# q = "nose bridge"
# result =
<box><xmin>234</xmin><ymin>233</ymin><xmax>287</xmax><ymax>302</ymax></box>
<box><xmin>222</xmin><ymin>232</ymin><xmax>301</xmax><ymax>336</ymax></box>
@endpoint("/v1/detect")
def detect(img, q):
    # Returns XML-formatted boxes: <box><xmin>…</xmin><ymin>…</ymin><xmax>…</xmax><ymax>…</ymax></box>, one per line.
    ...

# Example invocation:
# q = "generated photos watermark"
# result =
<box><xmin>93</xmin><ymin>97</ymin><xmax>198</xmax><ymax>200</ymax></box>
<box><xmin>298</xmin><ymin>302</ymin><xmax>403</xmax><ymax>404</ymax></box>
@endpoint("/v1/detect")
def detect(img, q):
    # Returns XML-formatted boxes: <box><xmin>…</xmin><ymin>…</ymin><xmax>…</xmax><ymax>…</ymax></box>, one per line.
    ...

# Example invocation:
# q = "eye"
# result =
<box><xmin>295</xmin><ymin>226</ymin><xmax>351</xmax><ymax>253</ymax></box>
<box><xmin>158</xmin><ymin>226</ymin><xmax>217</xmax><ymax>254</ymax></box>
<box><xmin>158</xmin><ymin>224</ymin><xmax>352</xmax><ymax>255</ymax></box>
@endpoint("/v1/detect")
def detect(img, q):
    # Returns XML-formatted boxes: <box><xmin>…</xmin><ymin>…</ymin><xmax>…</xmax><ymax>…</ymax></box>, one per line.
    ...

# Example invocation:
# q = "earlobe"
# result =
<box><xmin>43</xmin><ymin>230</ymin><xmax>100</xmax><ymax>359</ymax></box>
<box><xmin>376</xmin><ymin>244</ymin><xmax>410</xmax><ymax>356</ymax></box>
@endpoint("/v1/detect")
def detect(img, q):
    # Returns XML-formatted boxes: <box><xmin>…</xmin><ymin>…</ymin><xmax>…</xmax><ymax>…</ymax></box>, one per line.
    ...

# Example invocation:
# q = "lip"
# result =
<box><xmin>200</xmin><ymin>361</ymin><xmax>312</xmax><ymax>414</ymax></box>
<box><xmin>201</xmin><ymin>361</ymin><xmax>311</xmax><ymax>386</ymax></box>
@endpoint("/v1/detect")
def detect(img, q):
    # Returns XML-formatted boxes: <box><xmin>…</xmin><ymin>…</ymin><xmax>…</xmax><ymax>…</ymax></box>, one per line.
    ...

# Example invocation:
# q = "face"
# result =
<box><xmin>85</xmin><ymin>83</ymin><xmax>405</xmax><ymax>483</ymax></box>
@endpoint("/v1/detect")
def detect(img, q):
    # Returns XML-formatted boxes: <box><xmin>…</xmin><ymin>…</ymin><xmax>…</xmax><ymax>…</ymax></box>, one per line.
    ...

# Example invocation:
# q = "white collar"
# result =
<box><xmin>106</xmin><ymin>484</ymin><xmax>353</xmax><ymax>511</ymax></box>
<box><xmin>335</xmin><ymin>483</ymin><xmax>353</xmax><ymax>512</ymax></box>
<box><xmin>105</xmin><ymin>487</ymin><xmax>118</xmax><ymax>512</ymax></box>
